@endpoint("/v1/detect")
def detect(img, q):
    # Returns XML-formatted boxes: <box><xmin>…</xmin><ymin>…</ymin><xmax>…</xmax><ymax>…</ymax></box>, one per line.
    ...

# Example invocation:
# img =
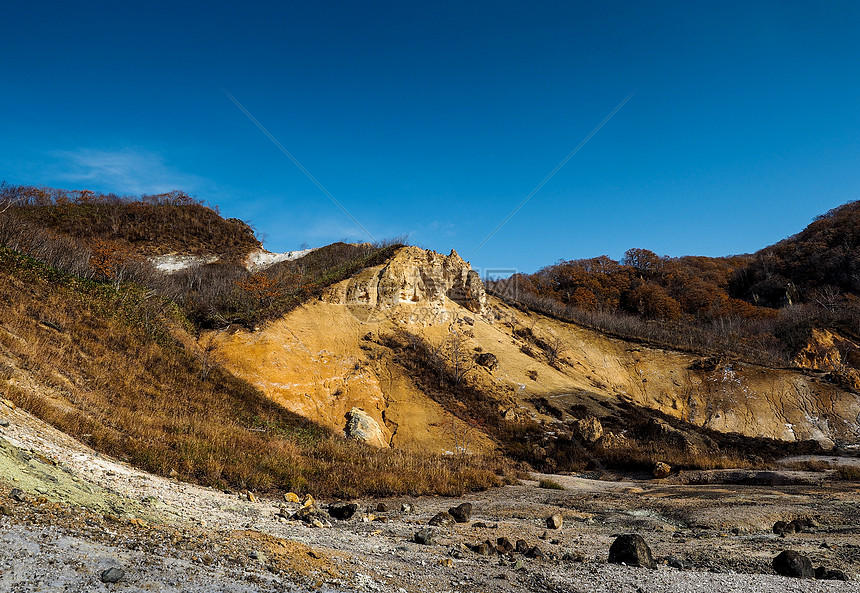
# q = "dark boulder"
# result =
<box><xmin>772</xmin><ymin>550</ymin><xmax>814</xmax><ymax>578</ymax></box>
<box><xmin>328</xmin><ymin>502</ymin><xmax>358</xmax><ymax>520</ymax></box>
<box><xmin>448</xmin><ymin>503</ymin><xmax>472</xmax><ymax>523</ymax></box>
<box><xmin>496</xmin><ymin>537</ymin><xmax>514</xmax><ymax>554</ymax></box>
<box><xmin>608</xmin><ymin>534</ymin><xmax>655</xmax><ymax>569</ymax></box>
<box><xmin>815</xmin><ymin>566</ymin><xmax>849</xmax><ymax>581</ymax></box>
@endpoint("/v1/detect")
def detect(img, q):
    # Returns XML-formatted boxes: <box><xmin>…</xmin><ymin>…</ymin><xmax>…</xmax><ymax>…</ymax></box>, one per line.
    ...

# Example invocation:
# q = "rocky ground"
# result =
<box><xmin>0</xmin><ymin>398</ymin><xmax>858</xmax><ymax>592</ymax></box>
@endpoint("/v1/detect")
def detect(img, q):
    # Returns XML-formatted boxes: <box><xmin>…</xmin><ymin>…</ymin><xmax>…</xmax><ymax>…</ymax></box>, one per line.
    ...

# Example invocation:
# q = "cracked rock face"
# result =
<box><xmin>324</xmin><ymin>247</ymin><xmax>487</xmax><ymax>323</ymax></box>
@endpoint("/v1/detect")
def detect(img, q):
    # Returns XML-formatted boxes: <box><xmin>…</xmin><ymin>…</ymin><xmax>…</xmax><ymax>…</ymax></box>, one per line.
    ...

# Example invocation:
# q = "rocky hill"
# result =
<box><xmin>1</xmin><ymin>184</ymin><xmax>860</xmax><ymax>490</ymax></box>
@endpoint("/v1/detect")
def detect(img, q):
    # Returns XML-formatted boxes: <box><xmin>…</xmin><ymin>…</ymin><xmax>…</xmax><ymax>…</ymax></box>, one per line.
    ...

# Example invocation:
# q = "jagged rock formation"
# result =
<box><xmin>793</xmin><ymin>329</ymin><xmax>860</xmax><ymax>371</ymax></box>
<box><xmin>323</xmin><ymin>247</ymin><xmax>486</xmax><ymax>323</ymax></box>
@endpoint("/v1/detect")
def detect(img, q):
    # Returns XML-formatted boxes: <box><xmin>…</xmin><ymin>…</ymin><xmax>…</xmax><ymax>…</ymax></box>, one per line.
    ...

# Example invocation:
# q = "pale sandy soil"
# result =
<box><xmin>0</xmin><ymin>400</ymin><xmax>857</xmax><ymax>592</ymax></box>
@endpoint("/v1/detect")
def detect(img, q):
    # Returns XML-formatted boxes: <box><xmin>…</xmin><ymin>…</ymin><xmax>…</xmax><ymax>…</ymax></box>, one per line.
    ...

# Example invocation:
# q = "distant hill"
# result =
<box><xmin>1</xmin><ymin>183</ymin><xmax>261</xmax><ymax>257</ymax></box>
<box><xmin>488</xmin><ymin>201</ymin><xmax>860</xmax><ymax>364</ymax></box>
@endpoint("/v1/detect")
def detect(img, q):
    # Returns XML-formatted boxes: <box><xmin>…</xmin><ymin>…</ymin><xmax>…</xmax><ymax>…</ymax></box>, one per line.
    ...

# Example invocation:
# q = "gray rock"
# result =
<box><xmin>546</xmin><ymin>513</ymin><xmax>563</xmax><ymax>530</ymax></box>
<box><xmin>376</xmin><ymin>502</ymin><xmax>390</xmax><ymax>512</ymax></box>
<box><xmin>344</xmin><ymin>408</ymin><xmax>388</xmax><ymax>448</ymax></box>
<box><xmin>772</xmin><ymin>550</ymin><xmax>814</xmax><ymax>578</ymax></box>
<box><xmin>429</xmin><ymin>511</ymin><xmax>456</xmax><ymax>527</ymax></box>
<box><xmin>448</xmin><ymin>502</ymin><xmax>472</xmax><ymax>523</ymax></box>
<box><xmin>0</xmin><ymin>419</ymin><xmax>9</xmax><ymax>427</ymax></box>
<box><xmin>400</xmin><ymin>502</ymin><xmax>413</xmax><ymax>513</ymax></box>
<box><xmin>8</xmin><ymin>488</ymin><xmax>26</xmax><ymax>503</ymax></box>
<box><xmin>515</xmin><ymin>539</ymin><xmax>530</xmax><ymax>554</ymax></box>
<box><xmin>414</xmin><ymin>528</ymin><xmax>435</xmax><ymax>545</ymax></box>
<box><xmin>100</xmin><ymin>567</ymin><xmax>125</xmax><ymax>583</ymax></box>
<box><xmin>608</xmin><ymin>534</ymin><xmax>655</xmax><ymax>569</ymax></box>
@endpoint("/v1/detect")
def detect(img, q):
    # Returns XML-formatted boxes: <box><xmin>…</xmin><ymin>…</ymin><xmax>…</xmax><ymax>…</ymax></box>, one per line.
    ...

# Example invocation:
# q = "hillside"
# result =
<box><xmin>488</xmin><ymin>202</ymin><xmax>860</xmax><ymax>368</ymax></box>
<box><xmin>0</xmin><ymin>184</ymin><xmax>859</xmax><ymax>497</ymax></box>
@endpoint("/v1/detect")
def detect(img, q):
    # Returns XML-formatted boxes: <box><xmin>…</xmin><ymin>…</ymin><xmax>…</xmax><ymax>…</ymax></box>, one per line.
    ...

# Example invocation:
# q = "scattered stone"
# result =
<box><xmin>790</xmin><ymin>518</ymin><xmax>817</xmax><ymax>533</ymax></box>
<box><xmin>448</xmin><ymin>503</ymin><xmax>472</xmax><ymax>523</ymax></box>
<box><xmin>301</xmin><ymin>494</ymin><xmax>315</xmax><ymax>507</ymax></box>
<box><xmin>515</xmin><ymin>539</ymin><xmax>530</xmax><ymax>554</ymax></box>
<box><xmin>414</xmin><ymin>528</ymin><xmax>435</xmax><ymax>545</ymax></box>
<box><xmin>328</xmin><ymin>503</ymin><xmax>359</xmax><ymax>520</ymax></box>
<box><xmin>0</xmin><ymin>419</ymin><xmax>9</xmax><ymax>427</ymax></box>
<box><xmin>653</xmin><ymin>462</ymin><xmax>672</xmax><ymax>479</ymax></box>
<box><xmin>293</xmin><ymin>503</ymin><xmax>331</xmax><ymax>526</ymax></box>
<box><xmin>429</xmin><ymin>511</ymin><xmax>456</xmax><ymax>527</ymax></box>
<box><xmin>311</xmin><ymin>519</ymin><xmax>326</xmax><ymax>528</ymax></box>
<box><xmin>249</xmin><ymin>550</ymin><xmax>266</xmax><ymax>562</ymax></box>
<box><xmin>815</xmin><ymin>566</ymin><xmax>849</xmax><ymax>581</ymax></box>
<box><xmin>472</xmin><ymin>542</ymin><xmax>493</xmax><ymax>555</ymax></box>
<box><xmin>168</xmin><ymin>469</ymin><xmax>178</xmax><ymax>478</ymax></box>
<box><xmin>400</xmin><ymin>502</ymin><xmax>413</xmax><ymax>513</ymax></box>
<box><xmin>0</xmin><ymin>505</ymin><xmax>11</xmax><ymax>516</ymax></box>
<box><xmin>773</xmin><ymin>521</ymin><xmax>789</xmax><ymax>535</ymax></box>
<box><xmin>246</xmin><ymin>491</ymin><xmax>257</xmax><ymax>503</ymax></box>
<box><xmin>100</xmin><ymin>567</ymin><xmax>125</xmax><ymax>583</ymax></box>
<box><xmin>608</xmin><ymin>534</ymin><xmax>656</xmax><ymax>569</ymax></box>
<box><xmin>562</xmin><ymin>551</ymin><xmax>585</xmax><ymax>563</ymax></box>
<box><xmin>774</xmin><ymin>520</ymin><xmax>797</xmax><ymax>536</ymax></box>
<box><xmin>496</xmin><ymin>537</ymin><xmax>514</xmax><ymax>554</ymax></box>
<box><xmin>546</xmin><ymin>513</ymin><xmax>563</xmax><ymax>530</ymax></box>
<box><xmin>362</xmin><ymin>514</ymin><xmax>376</xmax><ymax>522</ymax></box>
<box><xmin>9</xmin><ymin>488</ymin><xmax>26</xmax><ymax>503</ymax></box>
<box><xmin>476</xmin><ymin>352</ymin><xmax>498</xmax><ymax>370</ymax></box>
<box><xmin>772</xmin><ymin>550</ymin><xmax>814</xmax><ymax>578</ymax></box>
<box><xmin>538</xmin><ymin>531</ymin><xmax>549</xmax><ymax>540</ymax></box>
<box><xmin>284</xmin><ymin>492</ymin><xmax>301</xmax><ymax>503</ymax></box>
<box><xmin>667</xmin><ymin>556</ymin><xmax>687</xmax><ymax>569</ymax></box>
<box><xmin>439</xmin><ymin>558</ymin><xmax>453</xmax><ymax>567</ymax></box>
<box><xmin>377</xmin><ymin>502</ymin><xmax>390</xmax><ymax>512</ymax></box>
<box><xmin>526</xmin><ymin>545</ymin><xmax>545</xmax><ymax>559</ymax></box>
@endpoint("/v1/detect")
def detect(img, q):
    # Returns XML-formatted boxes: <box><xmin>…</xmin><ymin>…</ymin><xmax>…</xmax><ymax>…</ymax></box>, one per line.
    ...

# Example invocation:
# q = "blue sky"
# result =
<box><xmin>2</xmin><ymin>1</ymin><xmax>859</xmax><ymax>275</ymax></box>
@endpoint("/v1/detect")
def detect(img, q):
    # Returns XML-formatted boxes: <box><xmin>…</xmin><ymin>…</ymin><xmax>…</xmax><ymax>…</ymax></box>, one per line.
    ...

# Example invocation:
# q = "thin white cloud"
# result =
<box><xmin>49</xmin><ymin>148</ymin><xmax>207</xmax><ymax>195</ymax></box>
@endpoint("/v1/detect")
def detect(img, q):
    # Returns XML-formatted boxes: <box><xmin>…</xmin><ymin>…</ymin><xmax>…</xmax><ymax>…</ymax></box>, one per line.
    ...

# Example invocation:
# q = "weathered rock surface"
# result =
<box><xmin>323</xmin><ymin>246</ymin><xmax>487</xmax><ymax>321</ymax></box>
<box><xmin>653</xmin><ymin>462</ymin><xmax>672</xmax><ymax>479</ymax></box>
<box><xmin>608</xmin><ymin>534</ymin><xmax>655</xmax><ymax>569</ymax></box>
<box><xmin>572</xmin><ymin>416</ymin><xmax>603</xmax><ymax>443</ymax></box>
<box><xmin>328</xmin><ymin>503</ymin><xmax>358</xmax><ymax>520</ymax></box>
<box><xmin>429</xmin><ymin>511</ymin><xmax>456</xmax><ymax>527</ymax></box>
<box><xmin>448</xmin><ymin>502</ymin><xmax>472</xmax><ymax>523</ymax></box>
<box><xmin>344</xmin><ymin>407</ymin><xmax>388</xmax><ymax>448</ymax></box>
<box><xmin>772</xmin><ymin>550</ymin><xmax>814</xmax><ymax>578</ymax></box>
<box><xmin>546</xmin><ymin>513</ymin><xmax>563</xmax><ymax>530</ymax></box>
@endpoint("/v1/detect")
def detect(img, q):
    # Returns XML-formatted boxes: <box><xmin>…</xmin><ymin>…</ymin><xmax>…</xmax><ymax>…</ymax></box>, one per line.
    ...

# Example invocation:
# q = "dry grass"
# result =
<box><xmin>836</xmin><ymin>465</ymin><xmax>860</xmax><ymax>481</ymax></box>
<box><xmin>0</xmin><ymin>247</ymin><xmax>508</xmax><ymax>498</ymax></box>
<box><xmin>538</xmin><ymin>478</ymin><xmax>564</xmax><ymax>490</ymax></box>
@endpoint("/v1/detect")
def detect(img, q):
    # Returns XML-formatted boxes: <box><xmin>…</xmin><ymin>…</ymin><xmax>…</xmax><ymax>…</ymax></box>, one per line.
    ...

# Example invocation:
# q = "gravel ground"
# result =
<box><xmin>0</xmin><ymin>399</ymin><xmax>858</xmax><ymax>592</ymax></box>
